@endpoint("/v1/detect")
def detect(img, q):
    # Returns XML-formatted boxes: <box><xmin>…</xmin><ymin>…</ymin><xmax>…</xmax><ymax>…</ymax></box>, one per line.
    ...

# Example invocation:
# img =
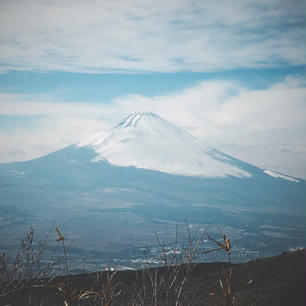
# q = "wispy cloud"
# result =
<box><xmin>0</xmin><ymin>0</ymin><xmax>305</xmax><ymax>73</ymax></box>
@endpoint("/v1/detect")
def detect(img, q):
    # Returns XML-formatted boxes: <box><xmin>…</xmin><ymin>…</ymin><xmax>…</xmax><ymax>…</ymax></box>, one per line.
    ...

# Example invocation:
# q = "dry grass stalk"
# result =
<box><xmin>128</xmin><ymin>222</ymin><xmax>207</xmax><ymax>306</ymax></box>
<box><xmin>204</xmin><ymin>228</ymin><xmax>234</xmax><ymax>306</ymax></box>
<box><xmin>0</xmin><ymin>225</ymin><xmax>62</xmax><ymax>304</ymax></box>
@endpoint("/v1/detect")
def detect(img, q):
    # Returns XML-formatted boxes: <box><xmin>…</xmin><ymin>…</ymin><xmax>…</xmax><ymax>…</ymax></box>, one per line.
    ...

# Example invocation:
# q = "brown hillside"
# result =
<box><xmin>1</xmin><ymin>249</ymin><xmax>305</xmax><ymax>306</ymax></box>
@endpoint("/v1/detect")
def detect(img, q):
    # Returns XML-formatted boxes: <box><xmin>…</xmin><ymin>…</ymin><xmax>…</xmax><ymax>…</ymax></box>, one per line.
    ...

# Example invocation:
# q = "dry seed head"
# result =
<box><xmin>56</xmin><ymin>227</ymin><xmax>65</xmax><ymax>241</ymax></box>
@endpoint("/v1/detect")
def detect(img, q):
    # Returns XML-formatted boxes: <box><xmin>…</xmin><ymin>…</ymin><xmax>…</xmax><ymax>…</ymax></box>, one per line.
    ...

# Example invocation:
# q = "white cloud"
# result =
<box><xmin>0</xmin><ymin>0</ymin><xmax>305</xmax><ymax>73</ymax></box>
<box><xmin>0</xmin><ymin>75</ymin><xmax>305</xmax><ymax>178</ymax></box>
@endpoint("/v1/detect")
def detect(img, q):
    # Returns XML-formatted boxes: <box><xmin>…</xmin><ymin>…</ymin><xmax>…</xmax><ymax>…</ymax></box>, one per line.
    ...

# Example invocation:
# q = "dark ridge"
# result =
<box><xmin>2</xmin><ymin>249</ymin><xmax>305</xmax><ymax>306</ymax></box>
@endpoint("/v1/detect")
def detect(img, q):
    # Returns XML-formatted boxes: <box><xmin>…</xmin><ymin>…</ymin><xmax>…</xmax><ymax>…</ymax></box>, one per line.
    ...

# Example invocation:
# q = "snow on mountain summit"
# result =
<box><xmin>115</xmin><ymin>112</ymin><xmax>162</xmax><ymax>129</ymax></box>
<box><xmin>78</xmin><ymin>112</ymin><xmax>251</xmax><ymax>178</ymax></box>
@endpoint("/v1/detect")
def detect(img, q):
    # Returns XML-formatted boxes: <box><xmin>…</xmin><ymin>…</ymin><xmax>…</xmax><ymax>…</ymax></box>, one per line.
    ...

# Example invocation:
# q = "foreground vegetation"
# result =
<box><xmin>0</xmin><ymin>225</ymin><xmax>305</xmax><ymax>306</ymax></box>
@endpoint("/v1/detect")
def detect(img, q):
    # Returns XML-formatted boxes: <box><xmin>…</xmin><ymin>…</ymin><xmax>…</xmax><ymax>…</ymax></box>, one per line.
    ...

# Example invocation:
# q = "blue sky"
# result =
<box><xmin>0</xmin><ymin>67</ymin><xmax>304</xmax><ymax>102</ymax></box>
<box><xmin>0</xmin><ymin>0</ymin><xmax>305</xmax><ymax>178</ymax></box>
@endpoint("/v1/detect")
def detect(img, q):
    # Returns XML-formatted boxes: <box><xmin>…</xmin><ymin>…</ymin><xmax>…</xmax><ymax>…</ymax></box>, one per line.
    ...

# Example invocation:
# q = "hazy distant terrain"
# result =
<box><xmin>0</xmin><ymin>114</ymin><xmax>305</xmax><ymax>272</ymax></box>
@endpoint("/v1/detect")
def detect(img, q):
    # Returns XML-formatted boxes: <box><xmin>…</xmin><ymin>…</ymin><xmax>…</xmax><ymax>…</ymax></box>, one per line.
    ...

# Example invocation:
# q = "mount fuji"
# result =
<box><xmin>0</xmin><ymin>112</ymin><xmax>305</xmax><ymax>269</ymax></box>
<box><xmin>77</xmin><ymin>112</ymin><xmax>251</xmax><ymax>178</ymax></box>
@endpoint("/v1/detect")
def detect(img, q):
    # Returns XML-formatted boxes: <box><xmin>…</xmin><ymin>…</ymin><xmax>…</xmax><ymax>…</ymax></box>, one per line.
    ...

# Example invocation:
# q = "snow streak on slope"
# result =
<box><xmin>78</xmin><ymin>112</ymin><xmax>251</xmax><ymax>178</ymax></box>
<box><xmin>263</xmin><ymin>169</ymin><xmax>301</xmax><ymax>183</ymax></box>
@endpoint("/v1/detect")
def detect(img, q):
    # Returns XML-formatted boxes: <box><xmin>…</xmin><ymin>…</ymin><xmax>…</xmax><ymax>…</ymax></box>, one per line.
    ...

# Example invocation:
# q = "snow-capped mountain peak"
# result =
<box><xmin>78</xmin><ymin>112</ymin><xmax>251</xmax><ymax>178</ymax></box>
<box><xmin>113</xmin><ymin>112</ymin><xmax>195</xmax><ymax>140</ymax></box>
<box><xmin>115</xmin><ymin>112</ymin><xmax>164</xmax><ymax>129</ymax></box>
